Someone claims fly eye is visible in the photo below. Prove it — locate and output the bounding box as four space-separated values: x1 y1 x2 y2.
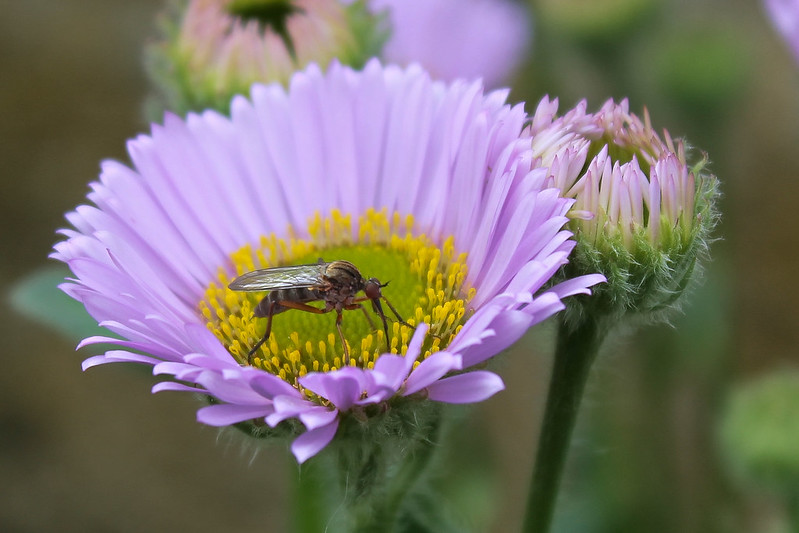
364 279 382 299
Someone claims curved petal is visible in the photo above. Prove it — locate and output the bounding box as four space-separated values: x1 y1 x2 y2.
266 395 318 426
403 351 461 396
81 350 162 370
152 381 207 394
546 274 606 299
298 407 339 431
195 372 271 405
369 323 429 396
457 308 536 368
291 417 340 464
249 371 305 399
299 369 366 411
426 371 505 404
197 403 273 426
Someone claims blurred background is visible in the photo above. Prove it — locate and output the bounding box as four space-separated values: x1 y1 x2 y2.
1 0 797 531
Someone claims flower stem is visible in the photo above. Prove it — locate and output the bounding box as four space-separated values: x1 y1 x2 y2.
350 417 442 533
523 316 606 533
789 491 799 533
292 456 332 533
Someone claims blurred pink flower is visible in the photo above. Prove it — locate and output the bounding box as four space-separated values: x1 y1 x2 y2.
764 0 799 62
373 0 532 86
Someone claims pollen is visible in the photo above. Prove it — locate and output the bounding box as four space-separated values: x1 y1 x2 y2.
200 209 473 388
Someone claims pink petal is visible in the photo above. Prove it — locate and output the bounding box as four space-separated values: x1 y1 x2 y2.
426 371 505 404
300 370 365 411
457 308 535 368
403 351 461 396
152 381 207 394
197 403 273 426
547 274 606 299
291 417 340 463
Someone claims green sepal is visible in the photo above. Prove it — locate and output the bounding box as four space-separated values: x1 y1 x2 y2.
229 392 448 532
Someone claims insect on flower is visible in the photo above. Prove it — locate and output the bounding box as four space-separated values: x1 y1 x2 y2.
228 259 414 364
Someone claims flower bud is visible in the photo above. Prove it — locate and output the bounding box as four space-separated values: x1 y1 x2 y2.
529 98 720 325
145 0 386 115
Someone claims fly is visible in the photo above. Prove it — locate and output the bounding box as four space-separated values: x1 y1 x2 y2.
228 259 414 364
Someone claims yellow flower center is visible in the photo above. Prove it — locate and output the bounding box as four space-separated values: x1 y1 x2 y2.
200 209 475 387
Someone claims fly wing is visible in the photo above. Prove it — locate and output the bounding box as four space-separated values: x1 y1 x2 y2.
228 263 326 292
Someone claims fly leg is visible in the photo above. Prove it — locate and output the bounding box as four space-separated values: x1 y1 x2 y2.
375 302 391 354
334 309 350 365
345 303 378 336
248 300 330 364
275 301 351 365
248 301 276 363
344 302 385 355
381 296 416 331
351 296 411 354
380 296 444 345
356 304 378 331
354 297 393 354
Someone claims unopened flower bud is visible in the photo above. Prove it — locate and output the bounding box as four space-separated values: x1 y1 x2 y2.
529 98 720 326
146 0 385 115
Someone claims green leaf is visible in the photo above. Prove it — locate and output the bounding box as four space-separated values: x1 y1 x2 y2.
8 265 111 343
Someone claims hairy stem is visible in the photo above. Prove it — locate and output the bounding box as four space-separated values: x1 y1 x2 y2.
523 316 606 533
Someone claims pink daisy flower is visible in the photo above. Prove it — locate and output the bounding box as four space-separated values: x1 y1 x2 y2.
53 61 603 463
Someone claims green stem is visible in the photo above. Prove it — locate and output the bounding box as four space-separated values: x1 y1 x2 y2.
789 491 799 533
523 316 606 533
351 417 442 533
292 455 332 533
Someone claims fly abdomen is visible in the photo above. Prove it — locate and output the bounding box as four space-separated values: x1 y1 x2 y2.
254 287 322 317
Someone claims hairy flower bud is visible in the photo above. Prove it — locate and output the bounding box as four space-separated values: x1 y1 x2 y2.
145 0 386 115
529 98 720 326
